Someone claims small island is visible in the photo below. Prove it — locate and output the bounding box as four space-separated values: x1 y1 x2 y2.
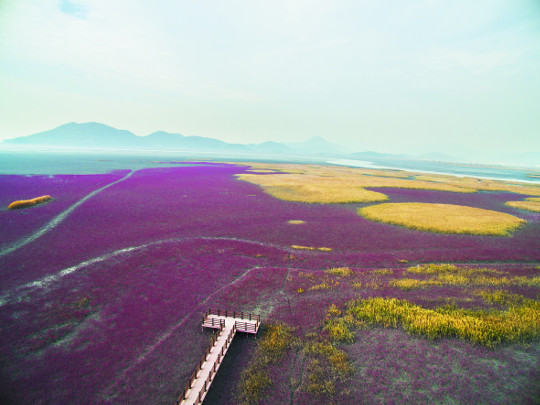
8 195 52 210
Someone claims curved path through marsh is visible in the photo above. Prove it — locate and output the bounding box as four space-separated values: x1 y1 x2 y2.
0 170 136 257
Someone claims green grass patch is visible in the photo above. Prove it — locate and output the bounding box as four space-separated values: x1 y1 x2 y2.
346 297 540 348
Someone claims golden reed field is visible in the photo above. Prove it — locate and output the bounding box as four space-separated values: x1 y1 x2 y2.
359 202 525 236
237 163 540 199
235 163 537 236
506 197 540 212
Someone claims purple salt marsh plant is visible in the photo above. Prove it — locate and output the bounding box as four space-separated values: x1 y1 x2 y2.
0 238 287 404
0 172 127 248
1 163 538 404
344 327 539 404
2 164 539 292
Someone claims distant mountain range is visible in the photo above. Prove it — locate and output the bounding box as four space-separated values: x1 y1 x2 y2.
2 122 539 168
2 122 346 156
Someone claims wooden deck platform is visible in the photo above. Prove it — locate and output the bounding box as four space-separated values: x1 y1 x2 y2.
176 309 261 405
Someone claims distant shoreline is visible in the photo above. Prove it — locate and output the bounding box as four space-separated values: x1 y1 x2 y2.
327 158 540 185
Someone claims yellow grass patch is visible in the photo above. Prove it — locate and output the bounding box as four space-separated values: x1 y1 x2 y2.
390 264 540 290
324 267 353 277
232 163 540 202
8 195 52 210
291 245 332 251
505 198 540 213
391 275 540 290
310 279 340 291
237 173 388 203
476 290 528 307
359 203 525 236
407 263 503 275
348 297 540 347
291 245 315 250
287 220 306 225
245 169 279 173
372 268 394 275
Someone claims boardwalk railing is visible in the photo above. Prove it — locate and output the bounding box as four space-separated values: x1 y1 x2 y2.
202 316 225 330
235 320 258 333
176 309 262 404
176 323 236 405
206 308 261 323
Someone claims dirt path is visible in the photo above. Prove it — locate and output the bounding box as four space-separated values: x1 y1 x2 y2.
0 170 136 257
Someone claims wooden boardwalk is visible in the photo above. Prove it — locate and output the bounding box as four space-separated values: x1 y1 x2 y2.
176 309 261 405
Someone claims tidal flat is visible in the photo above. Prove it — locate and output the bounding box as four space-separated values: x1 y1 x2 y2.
0 162 538 404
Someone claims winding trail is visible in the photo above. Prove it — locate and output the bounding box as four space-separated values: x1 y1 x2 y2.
0 236 288 306
0 236 293 306
2 231 537 307
0 170 136 257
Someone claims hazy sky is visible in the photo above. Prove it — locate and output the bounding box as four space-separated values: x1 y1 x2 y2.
1 0 539 155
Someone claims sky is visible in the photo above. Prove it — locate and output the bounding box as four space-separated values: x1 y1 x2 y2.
1 0 539 156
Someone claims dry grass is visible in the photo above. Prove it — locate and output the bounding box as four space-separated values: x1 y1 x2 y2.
8 195 52 210
291 245 332 251
390 264 540 290
505 198 540 213
348 297 540 347
233 163 540 205
358 203 526 236
237 173 388 203
287 220 306 225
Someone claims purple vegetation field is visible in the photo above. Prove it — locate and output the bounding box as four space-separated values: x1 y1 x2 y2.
0 172 127 248
0 163 539 404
